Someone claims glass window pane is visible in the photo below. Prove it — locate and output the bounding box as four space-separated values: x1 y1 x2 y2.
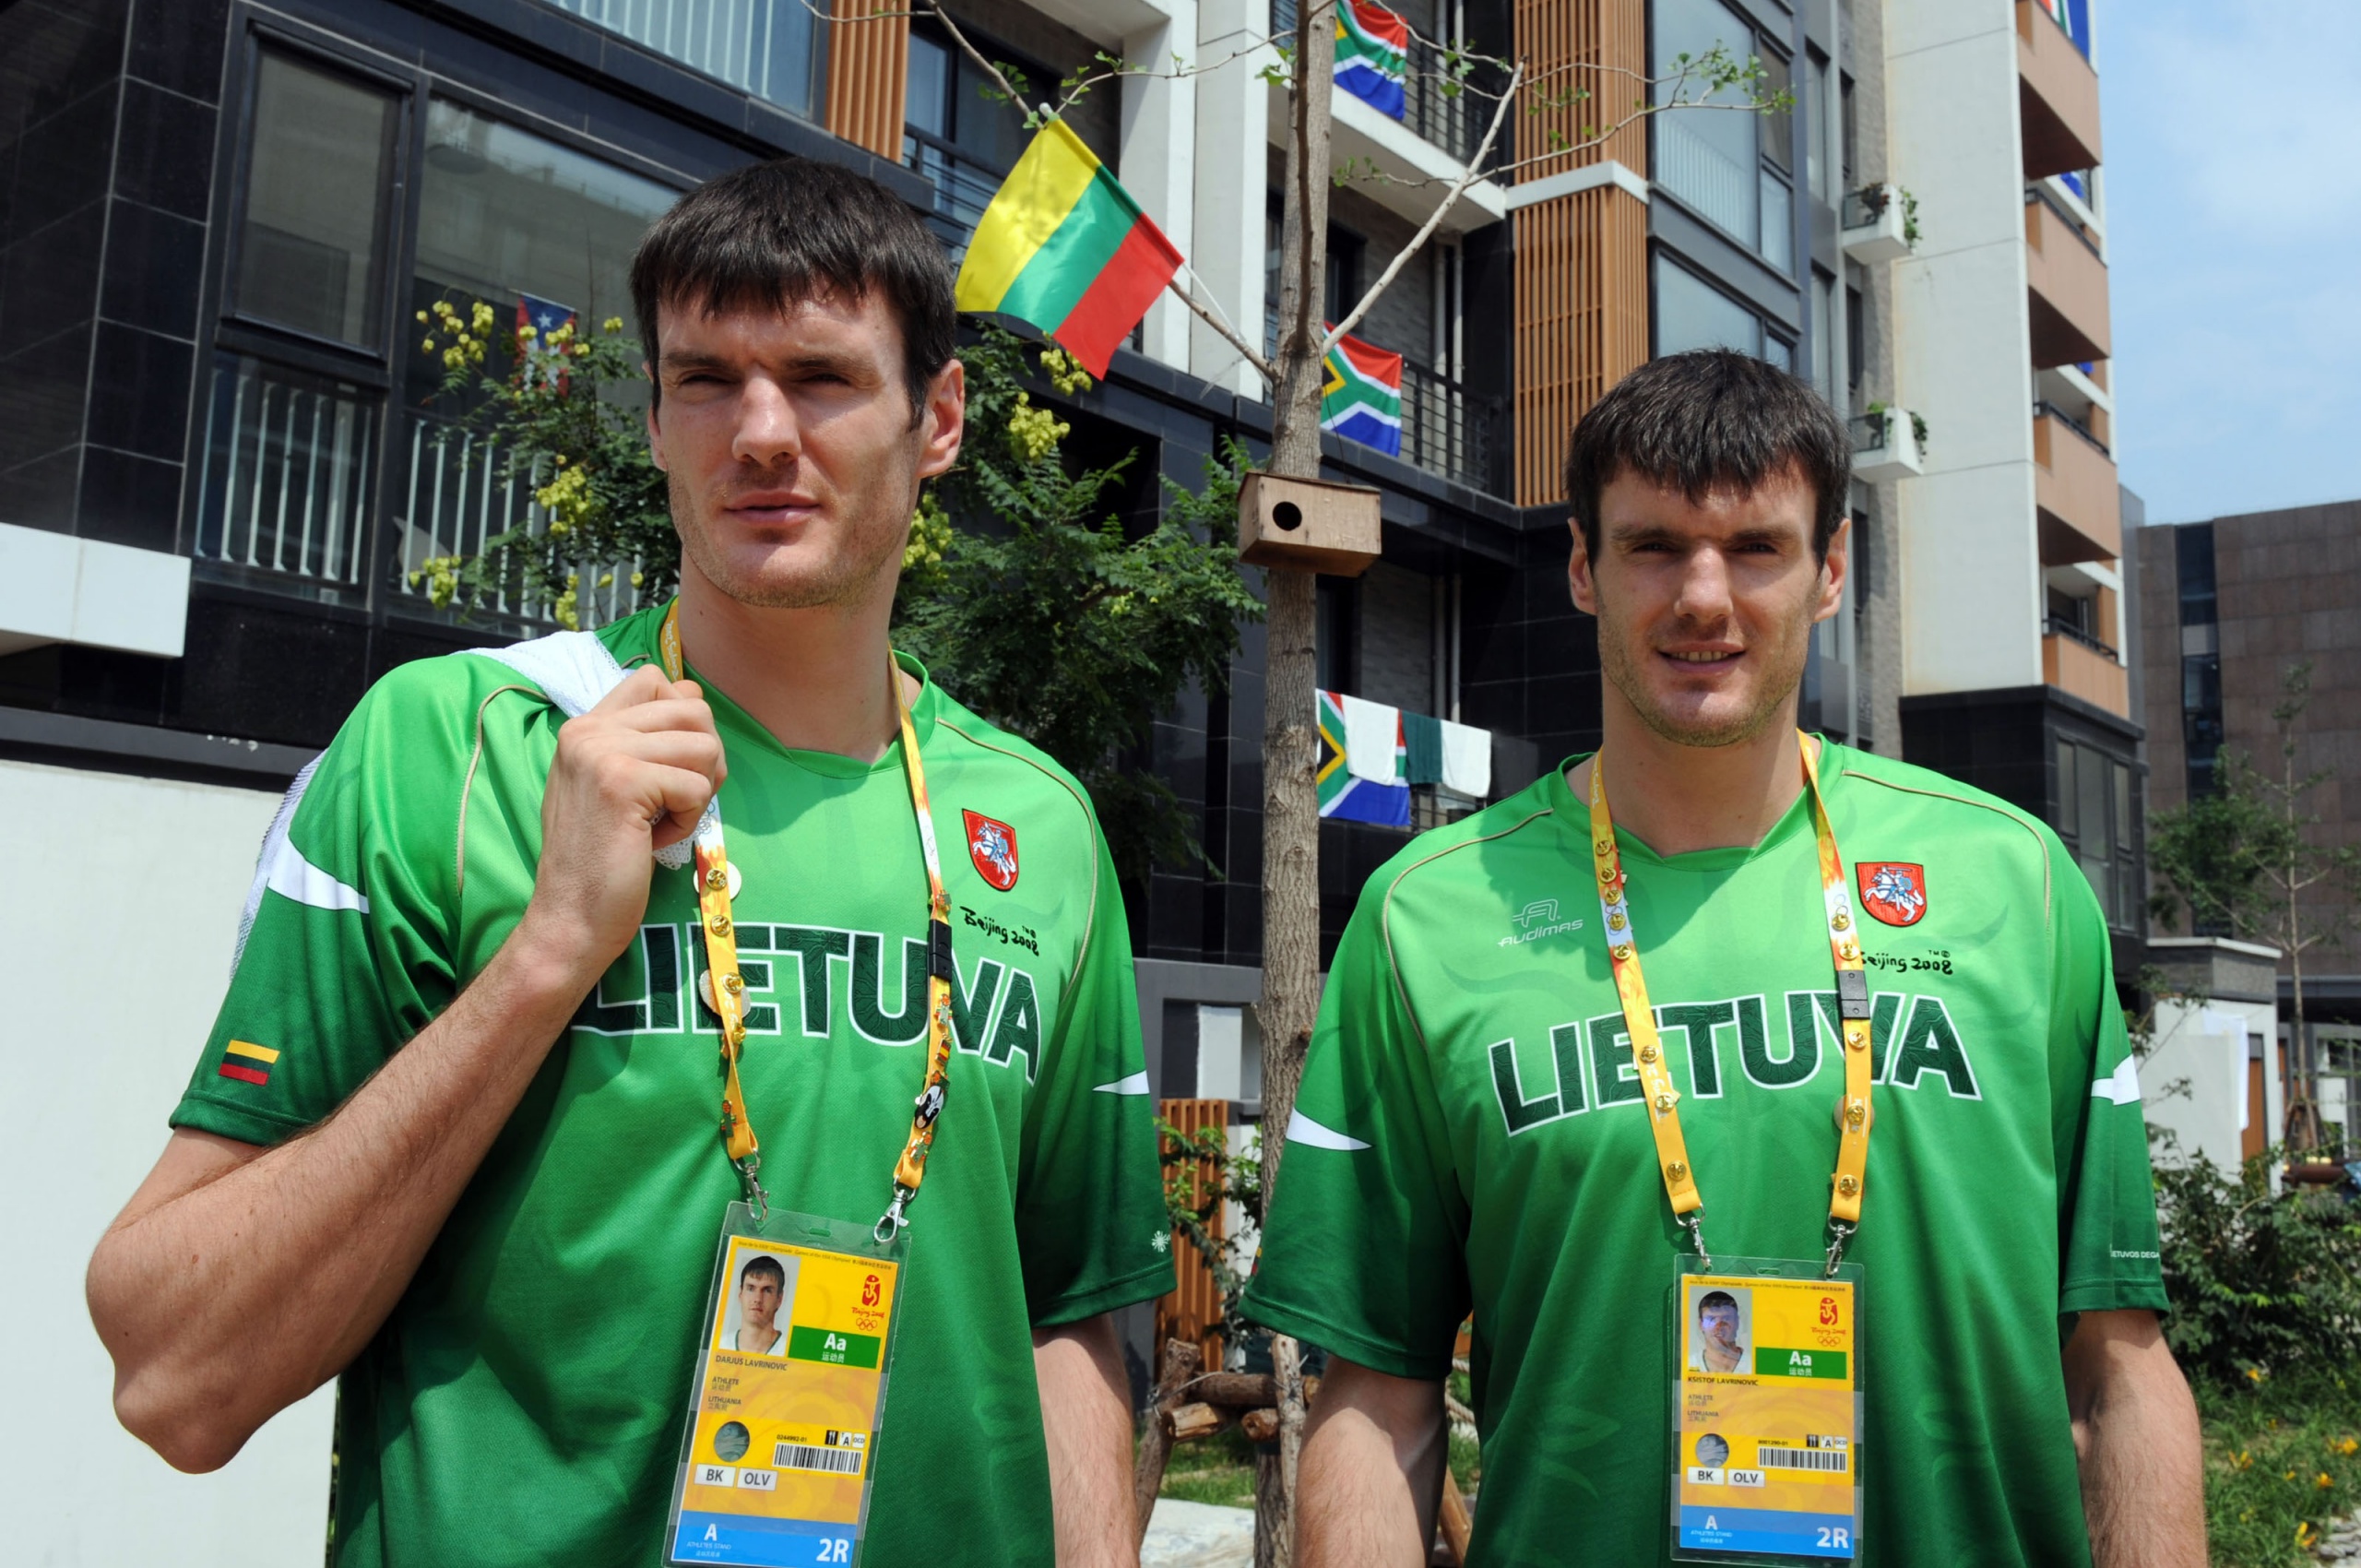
2078 742 2111 859
1810 270 1835 400
2079 847 2116 924
1760 171 1793 271
2113 761 2134 852
906 34 949 137
1654 255 1759 358
1762 335 1792 373
2056 739 2080 842
235 53 397 348
541 0 823 120
1759 50 1792 173
1652 0 1758 243
1806 54 1830 202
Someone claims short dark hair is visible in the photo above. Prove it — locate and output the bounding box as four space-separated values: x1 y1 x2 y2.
1699 1289 1738 1316
629 159 955 419
1564 350 1853 561
740 1254 786 1289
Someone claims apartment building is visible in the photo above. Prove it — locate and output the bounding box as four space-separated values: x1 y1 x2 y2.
2139 500 2361 1147
1875 0 2146 979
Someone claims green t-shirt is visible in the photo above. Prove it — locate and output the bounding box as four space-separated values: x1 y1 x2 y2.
1242 743 2165 1568
172 606 1174 1568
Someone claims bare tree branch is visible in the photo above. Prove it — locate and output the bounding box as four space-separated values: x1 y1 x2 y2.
1320 57 1523 360
1165 265 1275 384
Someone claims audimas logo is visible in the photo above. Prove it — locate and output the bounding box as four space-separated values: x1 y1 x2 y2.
1500 898 1584 946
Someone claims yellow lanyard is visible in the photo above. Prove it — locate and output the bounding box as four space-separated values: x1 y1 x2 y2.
1587 732 1875 1274
658 600 957 1240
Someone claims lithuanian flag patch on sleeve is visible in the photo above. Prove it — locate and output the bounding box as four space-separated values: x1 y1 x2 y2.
217 1039 280 1086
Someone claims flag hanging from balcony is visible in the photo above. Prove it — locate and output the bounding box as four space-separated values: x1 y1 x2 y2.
517 293 576 391
954 118 1182 377
1320 329 1404 457
1318 691 1411 826
1335 1 1408 120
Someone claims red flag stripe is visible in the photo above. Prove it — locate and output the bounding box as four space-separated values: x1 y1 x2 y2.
217 1062 270 1086
1051 219 1182 378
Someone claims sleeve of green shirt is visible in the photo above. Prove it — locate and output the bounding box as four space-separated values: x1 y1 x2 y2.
1240 874 1471 1381
2048 835 2170 1316
1014 820 1177 1326
170 663 469 1146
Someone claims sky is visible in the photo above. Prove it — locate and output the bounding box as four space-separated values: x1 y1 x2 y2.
2104 0 2361 526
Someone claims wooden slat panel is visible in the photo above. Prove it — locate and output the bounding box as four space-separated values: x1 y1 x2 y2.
1513 0 1645 183
1513 184 1647 507
1156 1099 1232 1372
825 0 908 160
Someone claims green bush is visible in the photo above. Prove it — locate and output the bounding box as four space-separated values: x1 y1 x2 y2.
2156 1146 2361 1389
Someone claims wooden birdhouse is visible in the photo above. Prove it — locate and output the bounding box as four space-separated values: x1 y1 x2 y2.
1237 472 1382 577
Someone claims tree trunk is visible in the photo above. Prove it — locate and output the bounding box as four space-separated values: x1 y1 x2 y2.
1133 1337 1202 1550
1253 6 1336 1563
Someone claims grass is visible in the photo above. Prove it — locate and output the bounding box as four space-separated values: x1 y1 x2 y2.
1157 1425 1259 1509
2201 1371 2361 1565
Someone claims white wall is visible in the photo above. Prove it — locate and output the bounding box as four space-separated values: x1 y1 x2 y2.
0 758 337 1565
1885 0 2045 695
2146 995 2281 1176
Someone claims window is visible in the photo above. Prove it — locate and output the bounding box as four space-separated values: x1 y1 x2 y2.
1845 279 1865 410
1653 255 1763 359
542 0 825 120
1809 269 1836 400
1805 53 1830 204
232 52 400 350
2056 737 2138 930
1652 0 1794 271
397 101 678 618
905 30 1042 251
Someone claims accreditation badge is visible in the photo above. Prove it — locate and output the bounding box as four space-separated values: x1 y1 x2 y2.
1669 1257 1864 1563
665 1205 908 1567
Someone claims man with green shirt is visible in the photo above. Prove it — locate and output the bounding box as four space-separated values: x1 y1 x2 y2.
89 159 1171 1567
1242 351 2203 1566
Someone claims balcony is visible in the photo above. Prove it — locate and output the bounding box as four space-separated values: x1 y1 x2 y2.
193 356 376 595
1400 361 1500 493
2043 619 2129 717
2033 400 2119 564
544 0 825 121
2015 0 2101 180
2024 185 2108 367
904 127 1003 259
1850 408 1923 482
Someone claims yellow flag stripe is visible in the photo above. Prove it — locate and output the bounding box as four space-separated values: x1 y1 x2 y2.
225 1039 280 1063
954 119 1103 314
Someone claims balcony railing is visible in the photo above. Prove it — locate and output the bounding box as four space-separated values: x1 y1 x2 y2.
1655 116 1754 244
1401 361 1498 493
2024 184 2103 260
905 127 1004 259
392 411 647 629
543 0 824 119
2033 398 2109 457
1272 0 1482 163
2044 613 2116 660
194 355 376 591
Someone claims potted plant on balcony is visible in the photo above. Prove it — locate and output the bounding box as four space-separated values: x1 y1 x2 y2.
1842 183 1918 263
1853 400 1928 481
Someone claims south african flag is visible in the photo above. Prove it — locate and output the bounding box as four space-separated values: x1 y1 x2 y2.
1321 330 1404 457
1335 0 1408 120
1317 691 1410 826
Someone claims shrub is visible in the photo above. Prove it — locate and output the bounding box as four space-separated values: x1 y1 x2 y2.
2156 1145 2361 1389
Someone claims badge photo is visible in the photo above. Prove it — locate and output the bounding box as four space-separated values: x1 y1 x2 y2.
963 810 1019 891
1855 861 1928 927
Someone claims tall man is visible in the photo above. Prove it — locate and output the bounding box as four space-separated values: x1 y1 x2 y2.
1242 352 2203 1566
89 160 1172 1567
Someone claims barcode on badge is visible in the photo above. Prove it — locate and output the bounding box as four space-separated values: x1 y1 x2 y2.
1757 1444 1849 1473
775 1443 864 1475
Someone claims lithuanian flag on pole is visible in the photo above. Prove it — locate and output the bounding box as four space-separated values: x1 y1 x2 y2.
954 119 1183 377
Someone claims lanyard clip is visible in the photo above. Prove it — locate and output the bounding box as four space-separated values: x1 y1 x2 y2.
1823 1218 1856 1277
736 1154 768 1226
1681 1212 1713 1271
874 1182 916 1245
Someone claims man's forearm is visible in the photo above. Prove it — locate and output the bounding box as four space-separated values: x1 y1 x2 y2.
89 924 593 1471
1298 1359 1444 1568
1034 1314 1137 1566
2066 1310 2205 1568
